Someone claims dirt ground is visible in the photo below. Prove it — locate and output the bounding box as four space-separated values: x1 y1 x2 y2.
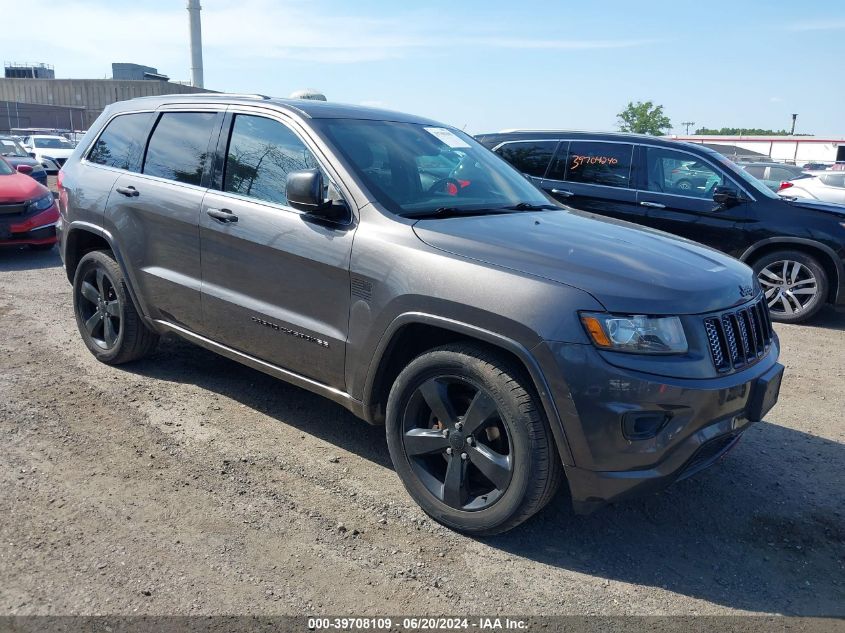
0 246 843 617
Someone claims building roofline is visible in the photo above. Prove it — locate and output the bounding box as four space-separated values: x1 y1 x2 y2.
672 135 845 143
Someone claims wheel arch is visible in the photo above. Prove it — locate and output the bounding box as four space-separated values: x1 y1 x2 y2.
741 237 842 304
63 222 152 323
362 313 574 466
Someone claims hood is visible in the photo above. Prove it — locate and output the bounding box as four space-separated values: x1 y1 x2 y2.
0 172 49 204
783 197 845 218
413 209 757 315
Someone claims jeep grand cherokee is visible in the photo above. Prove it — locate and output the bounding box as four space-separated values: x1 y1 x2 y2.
57 95 783 534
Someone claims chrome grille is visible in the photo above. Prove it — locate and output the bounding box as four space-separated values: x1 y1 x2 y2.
704 297 773 373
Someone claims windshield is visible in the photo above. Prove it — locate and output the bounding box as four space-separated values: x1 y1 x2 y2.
33 137 74 149
0 139 28 157
316 119 552 216
0 158 14 176
701 148 780 199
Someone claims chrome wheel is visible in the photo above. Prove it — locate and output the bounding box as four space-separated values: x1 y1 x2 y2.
758 259 818 316
77 266 122 350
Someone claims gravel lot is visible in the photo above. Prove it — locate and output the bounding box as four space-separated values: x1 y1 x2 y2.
1 246 843 617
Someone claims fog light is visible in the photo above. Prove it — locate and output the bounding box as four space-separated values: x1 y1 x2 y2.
622 411 670 440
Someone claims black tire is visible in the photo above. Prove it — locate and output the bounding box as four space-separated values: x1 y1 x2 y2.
752 250 828 324
385 343 563 535
72 250 159 364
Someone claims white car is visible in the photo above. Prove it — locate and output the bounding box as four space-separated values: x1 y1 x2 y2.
778 171 845 205
21 135 76 173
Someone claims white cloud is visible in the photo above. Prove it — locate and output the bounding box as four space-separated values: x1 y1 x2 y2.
770 96 783 103
785 19 845 31
2 0 656 75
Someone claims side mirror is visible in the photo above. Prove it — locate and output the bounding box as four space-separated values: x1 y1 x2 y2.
286 168 347 222
16 164 33 175
713 185 742 207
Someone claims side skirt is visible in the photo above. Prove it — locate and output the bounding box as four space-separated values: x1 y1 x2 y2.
153 320 368 421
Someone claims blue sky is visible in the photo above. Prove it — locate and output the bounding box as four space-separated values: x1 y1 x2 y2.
6 0 844 135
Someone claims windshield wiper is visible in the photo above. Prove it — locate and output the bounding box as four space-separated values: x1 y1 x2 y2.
403 207 518 219
505 202 560 211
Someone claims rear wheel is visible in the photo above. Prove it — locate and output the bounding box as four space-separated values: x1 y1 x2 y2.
386 343 563 535
72 250 159 364
752 250 828 323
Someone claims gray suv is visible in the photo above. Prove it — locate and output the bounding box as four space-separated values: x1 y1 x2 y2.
57 94 784 534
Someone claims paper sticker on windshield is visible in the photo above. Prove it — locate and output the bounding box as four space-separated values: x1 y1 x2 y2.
424 127 471 148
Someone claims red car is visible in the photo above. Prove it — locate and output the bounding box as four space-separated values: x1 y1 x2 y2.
0 156 58 249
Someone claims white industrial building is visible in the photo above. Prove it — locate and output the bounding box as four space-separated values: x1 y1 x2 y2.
671 135 845 166
670 135 845 165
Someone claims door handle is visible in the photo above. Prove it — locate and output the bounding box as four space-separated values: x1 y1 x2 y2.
206 207 238 223
115 186 139 197
551 189 574 198
639 201 666 209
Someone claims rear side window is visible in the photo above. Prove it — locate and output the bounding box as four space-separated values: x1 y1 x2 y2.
223 114 321 206
494 141 556 178
143 112 217 186
821 173 845 188
87 112 152 172
743 165 766 179
768 167 800 182
555 141 633 188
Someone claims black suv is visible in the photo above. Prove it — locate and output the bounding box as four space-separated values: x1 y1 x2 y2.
477 130 845 323
58 96 783 534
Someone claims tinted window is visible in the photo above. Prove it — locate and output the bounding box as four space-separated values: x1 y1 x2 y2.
743 165 766 179
820 173 845 188
87 112 152 171
0 157 14 176
768 167 800 182
558 141 633 188
644 147 723 198
143 112 217 186
223 114 320 206
494 141 556 177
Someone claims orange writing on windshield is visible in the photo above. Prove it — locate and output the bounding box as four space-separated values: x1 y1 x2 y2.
571 155 619 169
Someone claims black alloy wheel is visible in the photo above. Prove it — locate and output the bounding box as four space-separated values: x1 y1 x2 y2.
77 266 122 350
72 250 159 364
401 375 513 511
386 343 563 535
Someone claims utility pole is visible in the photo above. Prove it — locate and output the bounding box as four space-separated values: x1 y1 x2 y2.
681 121 695 135
790 113 798 135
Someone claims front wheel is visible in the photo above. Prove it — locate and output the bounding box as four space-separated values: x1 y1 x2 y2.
385 343 563 535
753 250 828 323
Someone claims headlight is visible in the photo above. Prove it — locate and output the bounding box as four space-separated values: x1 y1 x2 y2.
580 313 688 354
28 193 55 213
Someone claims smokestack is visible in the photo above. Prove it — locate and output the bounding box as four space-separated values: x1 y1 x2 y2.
187 0 204 88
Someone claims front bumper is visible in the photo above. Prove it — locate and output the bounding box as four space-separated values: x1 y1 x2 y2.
534 338 782 513
0 206 60 247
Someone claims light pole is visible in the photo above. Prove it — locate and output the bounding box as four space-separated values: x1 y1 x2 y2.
790 114 798 135
681 121 695 135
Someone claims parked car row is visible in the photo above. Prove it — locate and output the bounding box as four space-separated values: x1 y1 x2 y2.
0 155 59 249
20 134 76 173
477 130 845 323
0 136 48 185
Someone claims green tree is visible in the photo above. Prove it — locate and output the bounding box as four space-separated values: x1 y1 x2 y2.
694 127 811 136
617 101 672 136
